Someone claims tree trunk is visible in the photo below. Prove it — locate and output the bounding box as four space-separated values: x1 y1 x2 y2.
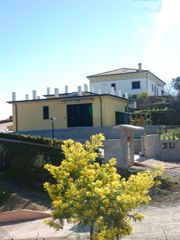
90 224 94 240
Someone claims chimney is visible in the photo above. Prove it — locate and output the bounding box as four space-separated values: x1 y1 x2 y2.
125 92 128 99
138 63 142 70
91 86 94 93
84 84 88 92
32 90 37 100
118 90 122 97
47 87 50 95
25 94 29 100
65 85 68 94
111 87 114 95
12 92 16 101
78 86 82 96
54 88 59 98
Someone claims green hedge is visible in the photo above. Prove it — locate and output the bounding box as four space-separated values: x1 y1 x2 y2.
0 140 64 191
0 132 63 147
0 119 13 124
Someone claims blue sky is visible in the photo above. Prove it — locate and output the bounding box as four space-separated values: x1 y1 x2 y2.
0 0 180 120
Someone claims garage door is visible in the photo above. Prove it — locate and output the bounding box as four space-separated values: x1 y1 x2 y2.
67 103 93 127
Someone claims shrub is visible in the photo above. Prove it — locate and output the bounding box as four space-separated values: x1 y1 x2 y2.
44 134 164 240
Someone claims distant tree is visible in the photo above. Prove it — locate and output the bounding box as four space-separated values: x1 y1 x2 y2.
164 82 177 96
138 91 149 100
171 77 180 94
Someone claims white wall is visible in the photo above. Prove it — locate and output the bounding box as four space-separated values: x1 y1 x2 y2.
148 79 164 96
90 77 147 96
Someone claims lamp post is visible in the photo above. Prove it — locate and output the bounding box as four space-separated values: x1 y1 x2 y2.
50 117 56 145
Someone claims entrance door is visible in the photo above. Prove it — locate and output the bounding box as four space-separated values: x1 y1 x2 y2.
67 103 93 127
116 112 130 125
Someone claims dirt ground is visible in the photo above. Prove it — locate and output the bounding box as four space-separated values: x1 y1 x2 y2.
0 178 51 213
1 164 180 213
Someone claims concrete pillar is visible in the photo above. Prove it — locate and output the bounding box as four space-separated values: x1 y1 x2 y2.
118 90 122 97
54 88 59 98
47 87 50 95
25 94 29 100
32 90 37 100
125 92 128 99
12 92 16 101
111 87 114 95
84 84 88 92
78 86 82 96
91 87 94 92
65 86 68 94
120 128 134 167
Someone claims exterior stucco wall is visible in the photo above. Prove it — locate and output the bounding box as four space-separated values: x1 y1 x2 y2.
89 72 165 97
101 97 128 126
12 96 128 132
90 77 147 96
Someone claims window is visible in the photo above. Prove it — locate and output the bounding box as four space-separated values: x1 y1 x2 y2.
132 81 140 89
152 84 154 91
154 85 156 95
43 106 49 119
169 142 175 148
111 83 116 91
162 143 167 149
157 88 158 95
161 90 164 95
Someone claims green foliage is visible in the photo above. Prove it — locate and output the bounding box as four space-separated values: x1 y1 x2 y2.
0 132 63 147
172 77 180 92
32 153 51 185
0 118 13 124
0 190 9 205
33 153 47 168
138 91 149 100
158 127 180 140
44 134 164 240
0 141 64 191
130 114 152 126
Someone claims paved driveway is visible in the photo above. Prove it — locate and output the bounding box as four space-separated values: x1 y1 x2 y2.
0 122 13 133
1 205 180 240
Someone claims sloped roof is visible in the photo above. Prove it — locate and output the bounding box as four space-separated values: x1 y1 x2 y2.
87 68 144 77
87 67 166 85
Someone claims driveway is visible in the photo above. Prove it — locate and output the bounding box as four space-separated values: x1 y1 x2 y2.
0 122 13 133
0 204 180 240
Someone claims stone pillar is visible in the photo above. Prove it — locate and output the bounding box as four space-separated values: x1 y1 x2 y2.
119 128 134 167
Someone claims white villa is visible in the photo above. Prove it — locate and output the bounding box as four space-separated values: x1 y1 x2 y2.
87 63 166 98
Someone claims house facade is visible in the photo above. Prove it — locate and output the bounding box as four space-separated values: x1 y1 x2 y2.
87 63 166 98
7 88 130 132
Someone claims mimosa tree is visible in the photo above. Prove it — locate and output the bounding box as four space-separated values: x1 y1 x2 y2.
44 134 164 240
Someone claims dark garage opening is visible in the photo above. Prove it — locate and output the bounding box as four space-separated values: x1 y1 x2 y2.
67 103 93 127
